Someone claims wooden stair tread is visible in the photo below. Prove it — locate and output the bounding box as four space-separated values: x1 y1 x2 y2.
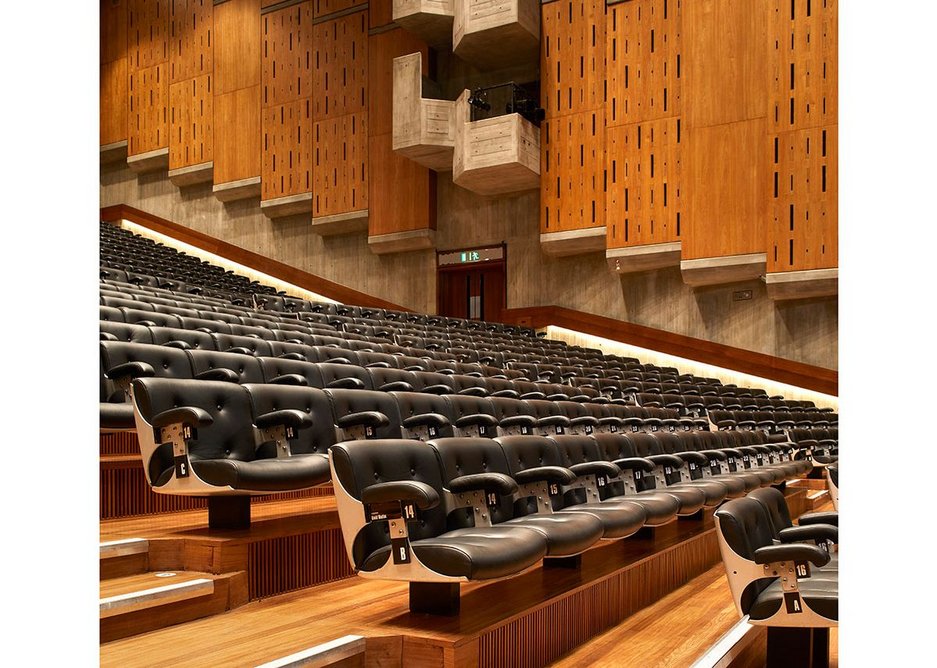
100 572 218 618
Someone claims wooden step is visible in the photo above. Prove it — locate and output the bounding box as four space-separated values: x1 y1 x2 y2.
255 635 365 668
805 489 831 511
100 538 149 579
100 570 248 643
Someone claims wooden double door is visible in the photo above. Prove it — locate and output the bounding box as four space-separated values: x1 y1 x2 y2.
437 260 506 323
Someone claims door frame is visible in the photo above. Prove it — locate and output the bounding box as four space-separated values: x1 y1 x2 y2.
435 242 508 321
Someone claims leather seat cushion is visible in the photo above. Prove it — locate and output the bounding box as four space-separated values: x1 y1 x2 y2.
672 479 728 506
100 403 134 431
726 471 763 492
609 491 681 526
704 474 747 497
748 469 779 485
191 453 331 491
749 578 838 622
362 525 547 579
649 487 706 515
503 512 604 557
559 501 647 539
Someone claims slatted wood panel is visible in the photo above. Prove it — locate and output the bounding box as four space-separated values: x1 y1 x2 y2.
262 99 313 200
214 0 261 95
313 112 368 216
248 530 355 599
214 85 262 184
128 62 170 155
541 110 605 233
368 29 428 137
766 0 838 272
169 0 212 83
768 125 837 271
129 0 170 72
312 11 368 121
313 0 360 17
477 530 718 668
262 2 314 108
368 132 435 236
100 432 141 456
541 0 606 120
606 118 682 248
169 73 213 169
101 58 129 145
101 0 128 64
606 0 682 127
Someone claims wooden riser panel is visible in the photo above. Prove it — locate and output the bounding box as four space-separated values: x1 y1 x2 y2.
169 73 213 169
129 0 170 72
606 0 683 127
128 63 170 155
541 109 606 233
262 2 314 108
101 432 140 456
248 529 355 599
768 125 837 271
541 0 607 119
314 112 369 216
606 118 682 249
313 10 368 121
262 99 314 200
169 0 213 84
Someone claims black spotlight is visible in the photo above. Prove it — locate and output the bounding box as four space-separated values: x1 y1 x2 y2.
468 89 491 112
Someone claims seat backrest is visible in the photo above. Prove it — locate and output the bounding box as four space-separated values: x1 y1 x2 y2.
186 349 265 384
495 434 566 514
210 333 274 357
315 362 373 390
367 367 420 392
391 391 455 439
148 326 218 350
100 321 154 344
325 388 403 440
242 384 337 456
120 307 183 328
714 497 780 614
100 341 194 401
257 357 324 387
747 487 793 537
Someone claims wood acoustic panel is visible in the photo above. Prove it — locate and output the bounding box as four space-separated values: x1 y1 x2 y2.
768 125 837 272
169 73 213 170
128 62 169 155
248 530 355 599
541 0 606 120
128 0 170 72
606 118 682 249
313 0 361 17
213 85 262 184
313 112 368 216
683 0 767 128
262 1 314 108
541 109 605 233
312 10 368 121
262 99 313 200
368 28 428 137
169 0 213 84
768 0 837 134
606 0 682 128
213 0 261 95
101 0 128 64
101 58 129 146
368 132 434 236
370 0 394 28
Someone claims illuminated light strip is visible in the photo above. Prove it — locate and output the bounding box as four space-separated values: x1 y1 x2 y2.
545 325 839 409
118 220 340 305
254 635 365 668
689 616 757 668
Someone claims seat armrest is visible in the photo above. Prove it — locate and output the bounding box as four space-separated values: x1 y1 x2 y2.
105 361 156 383
326 377 365 390
646 454 685 469
361 480 439 510
448 472 517 496
501 415 537 429
365 362 392 369
457 386 489 397
227 347 255 356
194 368 240 383
490 389 520 399
255 409 313 431
753 543 830 567
378 381 413 392
513 466 577 485
100 332 118 342
612 457 657 473
779 524 838 544
269 374 308 386
569 461 621 478
325 357 352 365
598 417 623 428
675 451 709 466
453 414 499 430
336 411 390 430
402 413 450 430
537 415 571 428
519 391 546 400
277 352 306 361
420 384 453 395
798 511 838 527
163 340 191 350
150 406 214 430
570 416 600 428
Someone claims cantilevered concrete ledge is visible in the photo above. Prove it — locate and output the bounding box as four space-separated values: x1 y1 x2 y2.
311 209 369 236
260 192 313 219
100 140 128 165
681 252 766 287
169 161 214 187
393 0 454 48
765 268 838 301
540 226 607 257
607 242 682 274
213 176 262 203
368 228 436 254
127 147 169 174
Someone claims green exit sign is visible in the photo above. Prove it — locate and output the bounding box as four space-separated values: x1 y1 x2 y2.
460 251 481 263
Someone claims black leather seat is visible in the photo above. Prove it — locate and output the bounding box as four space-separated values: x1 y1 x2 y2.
747 487 838 571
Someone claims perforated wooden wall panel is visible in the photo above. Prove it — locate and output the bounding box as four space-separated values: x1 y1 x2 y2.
128 62 169 155
101 0 128 64
169 0 213 83
128 0 170 72
169 73 213 169
606 0 682 128
262 99 313 200
262 2 314 108
313 112 368 216
214 0 261 95
541 0 607 119
541 109 606 233
766 0 837 272
606 119 682 248
214 85 262 184
312 11 368 120
102 57 129 146
313 0 360 17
